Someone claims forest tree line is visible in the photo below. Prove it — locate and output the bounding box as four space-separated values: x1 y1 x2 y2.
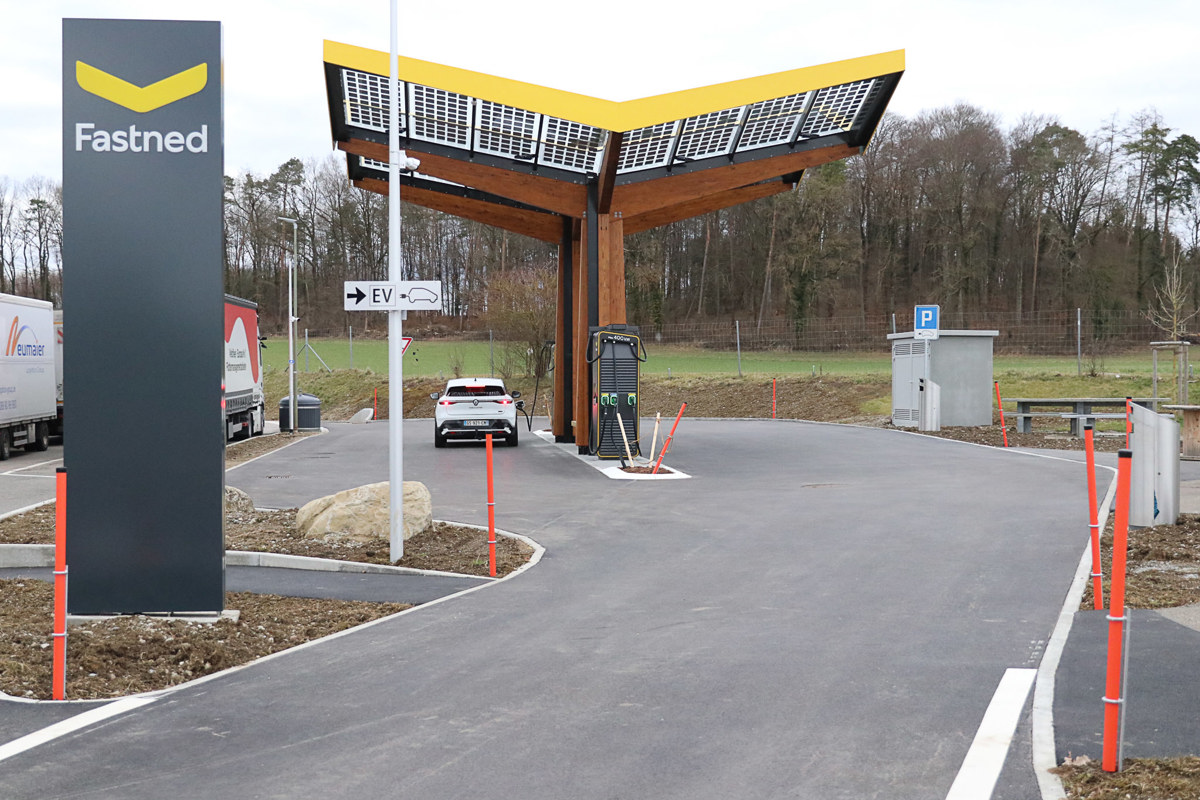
2 104 1198 342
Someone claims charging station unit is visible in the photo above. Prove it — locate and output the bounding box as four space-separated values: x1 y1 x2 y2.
589 325 646 458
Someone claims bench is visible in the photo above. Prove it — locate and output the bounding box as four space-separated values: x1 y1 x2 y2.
1163 405 1200 458
1005 397 1164 437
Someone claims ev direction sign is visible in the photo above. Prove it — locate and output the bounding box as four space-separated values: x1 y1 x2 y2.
63 19 224 614
914 304 940 340
344 280 443 312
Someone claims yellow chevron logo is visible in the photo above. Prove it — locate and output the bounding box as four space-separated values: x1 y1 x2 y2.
76 61 207 113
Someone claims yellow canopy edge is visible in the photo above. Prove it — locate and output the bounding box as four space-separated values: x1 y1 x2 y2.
324 40 904 133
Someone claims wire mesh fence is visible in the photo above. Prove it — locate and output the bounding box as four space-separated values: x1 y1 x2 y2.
641 309 1163 355
294 309 1166 356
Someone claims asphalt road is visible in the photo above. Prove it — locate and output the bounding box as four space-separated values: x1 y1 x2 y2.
0 420 1094 799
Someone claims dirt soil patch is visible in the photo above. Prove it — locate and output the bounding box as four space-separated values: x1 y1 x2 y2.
1080 515 1200 611
1054 755 1200 799
0 586 410 701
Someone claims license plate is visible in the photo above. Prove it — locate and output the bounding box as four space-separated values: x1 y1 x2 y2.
462 420 489 427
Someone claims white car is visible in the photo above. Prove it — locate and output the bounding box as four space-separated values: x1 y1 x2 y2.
431 377 523 447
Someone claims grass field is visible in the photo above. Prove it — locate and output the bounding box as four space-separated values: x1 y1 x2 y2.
266 335 1186 387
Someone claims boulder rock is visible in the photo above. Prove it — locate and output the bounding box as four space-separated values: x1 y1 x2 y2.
296 481 432 543
225 486 256 516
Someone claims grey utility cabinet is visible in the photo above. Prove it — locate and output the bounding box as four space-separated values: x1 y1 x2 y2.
889 330 999 427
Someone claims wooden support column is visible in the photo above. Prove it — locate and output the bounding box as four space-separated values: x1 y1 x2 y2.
597 213 626 326
553 217 573 441
572 221 590 450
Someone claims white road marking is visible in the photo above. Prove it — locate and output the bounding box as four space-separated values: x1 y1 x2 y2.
0 697 156 763
945 668 1037 800
2 456 63 476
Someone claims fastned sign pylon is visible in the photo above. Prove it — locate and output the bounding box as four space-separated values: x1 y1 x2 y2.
62 19 225 614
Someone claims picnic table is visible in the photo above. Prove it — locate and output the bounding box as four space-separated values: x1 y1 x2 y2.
1005 397 1164 437
1162 404 1200 458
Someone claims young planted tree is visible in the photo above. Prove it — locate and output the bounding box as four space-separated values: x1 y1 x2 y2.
481 263 557 382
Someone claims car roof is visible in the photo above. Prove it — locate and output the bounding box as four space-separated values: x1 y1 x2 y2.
445 377 506 389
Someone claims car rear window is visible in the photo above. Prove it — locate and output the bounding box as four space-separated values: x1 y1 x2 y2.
446 386 505 398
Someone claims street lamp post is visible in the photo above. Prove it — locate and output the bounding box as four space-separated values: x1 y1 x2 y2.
388 0 405 562
278 217 298 433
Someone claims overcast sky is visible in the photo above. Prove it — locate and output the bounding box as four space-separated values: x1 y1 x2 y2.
4 0 1198 184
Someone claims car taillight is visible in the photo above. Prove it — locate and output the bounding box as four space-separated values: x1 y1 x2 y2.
497 398 512 405
438 399 453 406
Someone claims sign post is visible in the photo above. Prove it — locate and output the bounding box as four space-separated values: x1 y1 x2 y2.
387 0 405 564
344 277 440 553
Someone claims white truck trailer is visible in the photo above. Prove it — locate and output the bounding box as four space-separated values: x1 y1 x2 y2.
0 293 57 458
224 295 266 440
53 308 62 437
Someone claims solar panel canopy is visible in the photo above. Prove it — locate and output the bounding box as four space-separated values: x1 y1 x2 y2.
323 41 904 228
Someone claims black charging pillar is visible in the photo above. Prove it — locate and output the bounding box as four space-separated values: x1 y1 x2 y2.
589 325 644 459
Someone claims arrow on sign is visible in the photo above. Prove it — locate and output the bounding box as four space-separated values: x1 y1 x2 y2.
346 286 366 304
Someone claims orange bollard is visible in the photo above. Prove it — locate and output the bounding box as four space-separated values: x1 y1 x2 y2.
1084 424 1103 610
53 468 67 701
374 387 378 421
995 381 1009 448
653 403 687 475
1102 449 1133 772
486 433 496 577
772 379 777 419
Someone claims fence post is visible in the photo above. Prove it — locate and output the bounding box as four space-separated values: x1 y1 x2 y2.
349 326 354 369
735 321 742 378
1080 309 1089 381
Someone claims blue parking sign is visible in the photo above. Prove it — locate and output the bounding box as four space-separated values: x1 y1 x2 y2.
914 305 940 339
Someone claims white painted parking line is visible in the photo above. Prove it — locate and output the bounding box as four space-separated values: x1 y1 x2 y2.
0 696 156 763
2 457 63 476
945 668 1036 800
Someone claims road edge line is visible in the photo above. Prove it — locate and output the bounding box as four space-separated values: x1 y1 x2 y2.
0 696 156 763
945 667 1037 800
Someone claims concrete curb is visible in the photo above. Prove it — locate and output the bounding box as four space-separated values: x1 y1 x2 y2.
0 519 534 583
0 544 51 568
224 550 492 581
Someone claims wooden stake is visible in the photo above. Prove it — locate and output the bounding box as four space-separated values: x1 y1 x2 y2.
615 411 634 462
649 412 661 461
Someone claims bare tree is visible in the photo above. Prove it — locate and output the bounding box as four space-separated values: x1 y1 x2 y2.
1146 248 1197 340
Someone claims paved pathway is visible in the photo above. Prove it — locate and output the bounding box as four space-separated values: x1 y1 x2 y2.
1 421 1094 798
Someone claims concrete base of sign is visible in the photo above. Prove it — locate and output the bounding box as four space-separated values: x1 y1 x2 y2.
67 609 241 626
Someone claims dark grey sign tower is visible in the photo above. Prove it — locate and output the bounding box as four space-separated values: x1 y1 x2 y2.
62 19 224 613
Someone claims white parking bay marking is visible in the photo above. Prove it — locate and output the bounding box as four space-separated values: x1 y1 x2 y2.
3 457 63 476
0 696 156 763
944 668 1036 800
